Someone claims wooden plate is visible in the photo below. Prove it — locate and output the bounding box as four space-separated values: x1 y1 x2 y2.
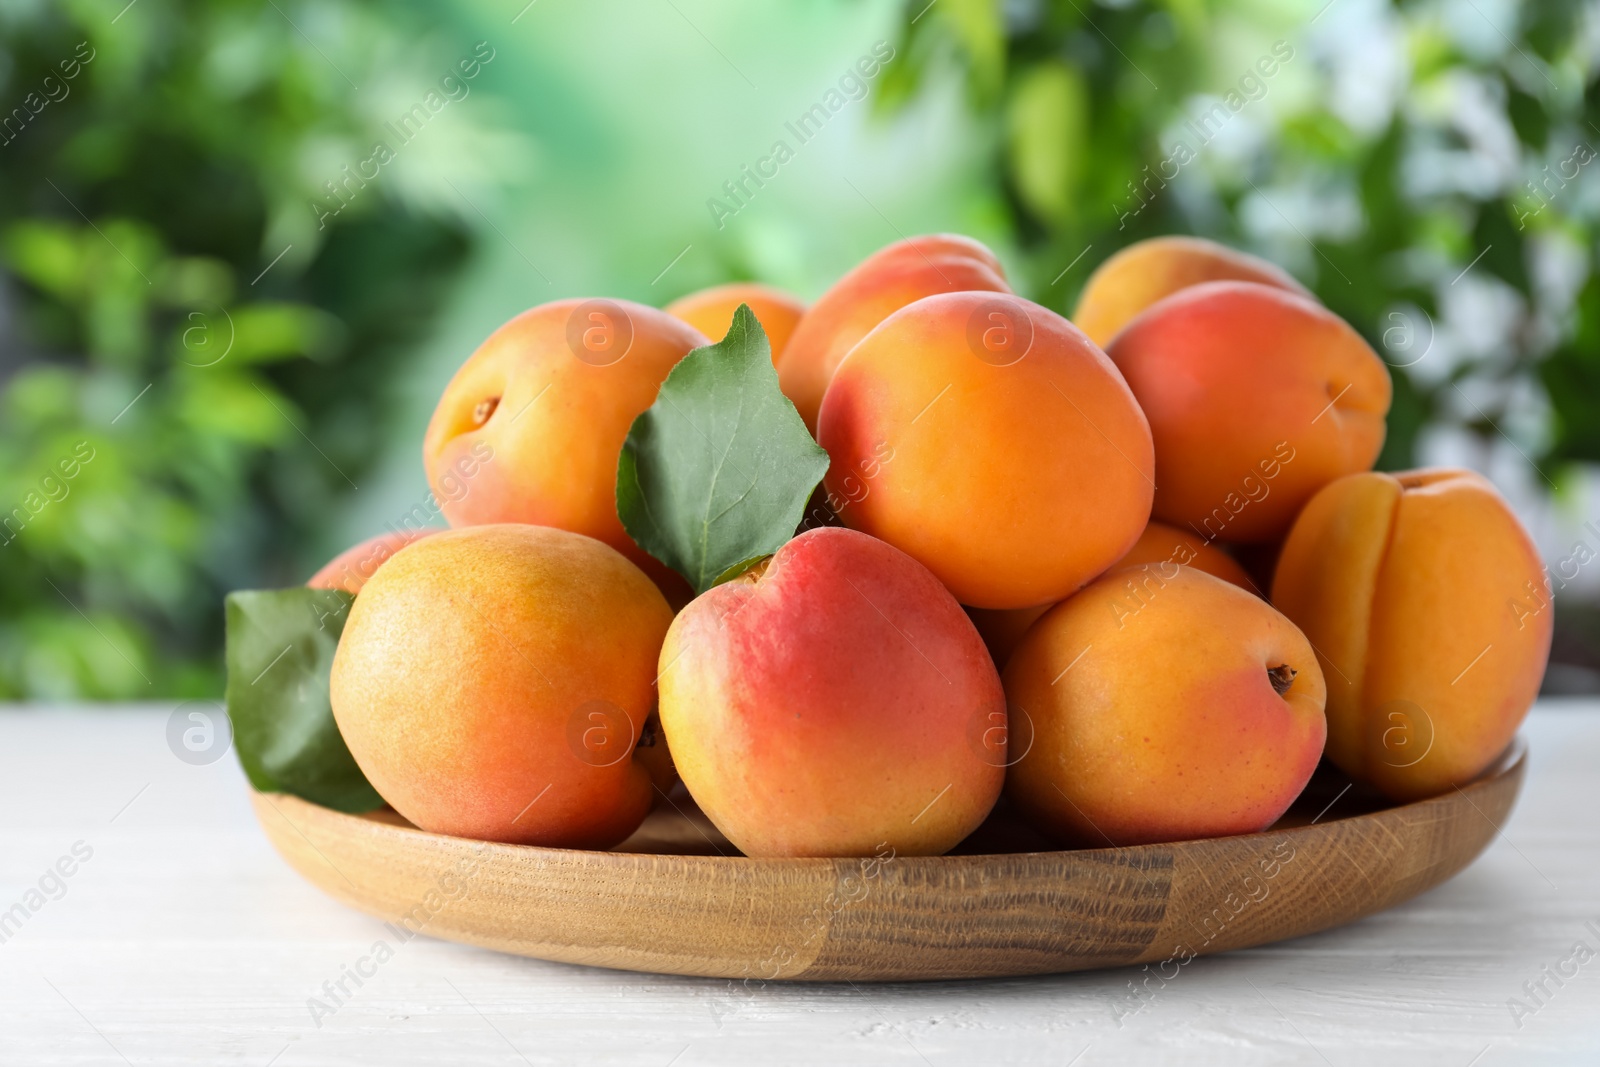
251 740 1525 982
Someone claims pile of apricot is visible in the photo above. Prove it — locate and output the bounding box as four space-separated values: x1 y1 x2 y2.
312 234 1551 857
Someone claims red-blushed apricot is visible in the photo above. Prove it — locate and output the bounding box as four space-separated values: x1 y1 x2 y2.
422 299 708 597
664 282 806 360
1108 281 1391 544
329 524 674 848
778 234 1010 430
307 530 437 594
657 528 1004 858
1006 565 1327 847
818 291 1154 609
1073 235 1312 348
1272 468 1551 801
967 521 1260 671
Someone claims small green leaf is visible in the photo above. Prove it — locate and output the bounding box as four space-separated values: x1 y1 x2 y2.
225 588 383 813
617 305 829 595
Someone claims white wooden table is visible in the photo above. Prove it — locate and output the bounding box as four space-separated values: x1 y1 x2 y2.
1 702 1596 1065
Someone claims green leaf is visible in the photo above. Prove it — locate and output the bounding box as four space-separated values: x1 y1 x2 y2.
617 304 829 595
224 588 383 813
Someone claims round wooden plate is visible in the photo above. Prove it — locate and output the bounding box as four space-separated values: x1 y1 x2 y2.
251 740 1525 982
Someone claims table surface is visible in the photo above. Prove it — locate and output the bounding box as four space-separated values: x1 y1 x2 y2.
0 702 1596 1066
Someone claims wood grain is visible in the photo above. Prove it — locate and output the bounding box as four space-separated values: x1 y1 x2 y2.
249 741 1525 982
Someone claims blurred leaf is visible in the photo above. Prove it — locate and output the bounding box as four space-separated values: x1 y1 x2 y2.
1540 272 1600 464
3 221 84 300
1504 83 1550 147
1279 111 1360 163
1472 207 1530 296
225 587 382 813
157 256 234 308
940 0 1006 104
1006 62 1087 225
193 302 344 365
1 367 82 428
174 371 294 446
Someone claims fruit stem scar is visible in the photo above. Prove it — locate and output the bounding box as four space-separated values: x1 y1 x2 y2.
1268 664 1296 696
1310 382 1352 423
472 396 500 426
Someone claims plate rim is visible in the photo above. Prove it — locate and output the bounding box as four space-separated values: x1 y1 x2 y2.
248 738 1527 981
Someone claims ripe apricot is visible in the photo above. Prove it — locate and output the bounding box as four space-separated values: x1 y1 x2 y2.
664 282 805 359
1112 519 1256 591
307 530 436 594
329 524 674 848
1073 235 1311 348
778 234 1010 430
1271 469 1551 801
966 520 1257 668
1108 281 1391 544
1006 566 1327 847
818 291 1153 609
658 528 1004 857
422 299 708 595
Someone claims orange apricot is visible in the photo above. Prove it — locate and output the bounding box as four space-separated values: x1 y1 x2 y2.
966 520 1257 669
818 291 1153 609
664 282 805 359
1271 468 1552 801
1073 235 1311 348
1112 520 1256 592
1108 281 1391 544
778 234 1010 430
329 524 674 848
422 298 707 595
1006 565 1326 847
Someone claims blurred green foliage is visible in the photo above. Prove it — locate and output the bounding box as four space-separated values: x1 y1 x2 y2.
885 0 1600 476
0 0 494 698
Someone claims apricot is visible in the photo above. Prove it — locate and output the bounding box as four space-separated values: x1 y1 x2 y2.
1006 565 1327 847
664 282 805 360
1271 469 1551 801
967 519 1257 668
329 524 674 848
818 291 1154 609
1112 519 1256 592
422 299 708 594
1108 281 1391 544
306 530 436 594
1073 235 1311 349
778 234 1010 430
657 527 1004 858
